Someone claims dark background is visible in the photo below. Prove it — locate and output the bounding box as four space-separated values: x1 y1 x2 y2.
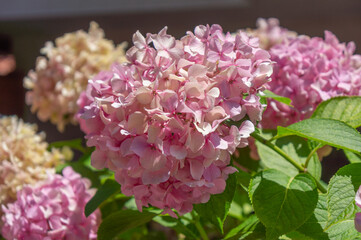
1 0 360 180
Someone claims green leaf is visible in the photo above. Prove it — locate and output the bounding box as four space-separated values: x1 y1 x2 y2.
334 162 361 192
229 185 253 220
194 173 237 234
237 170 252 190
56 150 112 188
224 214 266 240
312 96 361 128
48 138 87 153
153 215 199 239
232 147 261 173
277 118 361 153
262 90 293 107
249 169 318 240
100 195 132 219
97 209 157 240
344 150 361 163
85 179 120 217
256 134 321 180
326 175 356 227
324 171 361 240
286 194 329 240
291 163 361 240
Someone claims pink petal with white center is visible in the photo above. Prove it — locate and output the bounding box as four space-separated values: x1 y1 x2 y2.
170 145 188 160
209 133 228 150
152 28 175 50
193 121 213 136
254 62 273 79
194 25 209 39
239 120 255 138
207 87 220 98
133 31 148 49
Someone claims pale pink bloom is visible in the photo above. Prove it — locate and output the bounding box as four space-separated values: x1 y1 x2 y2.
1 167 100 240
24 22 127 132
262 31 361 129
78 25 272 216
245 18 297 50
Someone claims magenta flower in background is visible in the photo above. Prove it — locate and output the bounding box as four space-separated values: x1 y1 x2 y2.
1 167 100 240
78 24 272 216
355 186 361 232
262 30 361 129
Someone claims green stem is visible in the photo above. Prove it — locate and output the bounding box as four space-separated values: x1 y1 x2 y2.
315 179 328 194
179 215 194 223
191 211 209 240
304 143 322 168
251 132 304 172
251 132 327 194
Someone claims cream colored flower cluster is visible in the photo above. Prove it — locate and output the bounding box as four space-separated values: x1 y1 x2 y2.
24 22 127 132
0 116 63 207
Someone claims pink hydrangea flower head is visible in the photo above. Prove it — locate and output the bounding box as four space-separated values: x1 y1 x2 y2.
262 31 361 129
79 25 272 216
1 167 100 240
24 22 128 132
0 116 63 209
246 18 297 50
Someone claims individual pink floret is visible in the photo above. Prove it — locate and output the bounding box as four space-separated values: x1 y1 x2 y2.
78 24 272 216
262 31 361 129
1 167 100 240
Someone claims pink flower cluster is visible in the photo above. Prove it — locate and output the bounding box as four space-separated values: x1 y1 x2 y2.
262 31 361 128
355 186 361 232
78 25 272 216
1 167 100 240
246 18 297 50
